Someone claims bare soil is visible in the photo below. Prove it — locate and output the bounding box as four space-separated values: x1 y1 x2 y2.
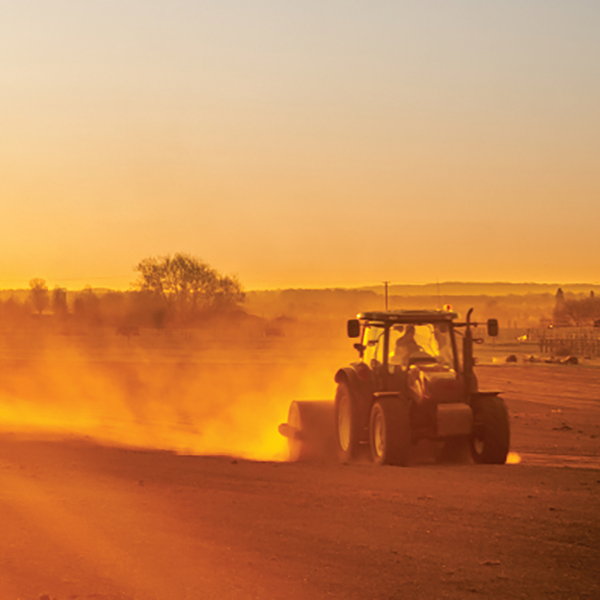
0 359 599 599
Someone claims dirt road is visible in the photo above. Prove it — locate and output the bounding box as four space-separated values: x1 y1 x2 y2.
0 364 599 600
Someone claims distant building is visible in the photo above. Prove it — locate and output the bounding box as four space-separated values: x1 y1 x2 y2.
552 287 571 327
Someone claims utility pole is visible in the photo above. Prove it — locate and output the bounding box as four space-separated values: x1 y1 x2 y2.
383 281 390 310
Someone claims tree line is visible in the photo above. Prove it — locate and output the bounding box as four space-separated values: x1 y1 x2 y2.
1 254 245 329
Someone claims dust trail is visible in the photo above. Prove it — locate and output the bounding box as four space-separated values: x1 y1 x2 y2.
0 330 346 460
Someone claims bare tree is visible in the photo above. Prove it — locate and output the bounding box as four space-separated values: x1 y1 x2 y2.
29 278 50 315
133 253 244 324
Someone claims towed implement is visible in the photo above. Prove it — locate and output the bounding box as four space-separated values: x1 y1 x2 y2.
278 308 509 466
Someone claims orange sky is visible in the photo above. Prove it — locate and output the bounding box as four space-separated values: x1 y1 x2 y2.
1 2 599 290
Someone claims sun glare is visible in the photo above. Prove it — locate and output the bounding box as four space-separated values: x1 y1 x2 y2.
506 452 522 465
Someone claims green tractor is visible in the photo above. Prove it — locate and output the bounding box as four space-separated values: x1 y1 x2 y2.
279 308 509 466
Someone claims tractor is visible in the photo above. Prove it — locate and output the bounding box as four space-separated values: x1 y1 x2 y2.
278 308 510 465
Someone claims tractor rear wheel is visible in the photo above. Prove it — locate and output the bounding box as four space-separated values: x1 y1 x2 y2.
335 381 363 463
471 396 510 464
369 397 411 466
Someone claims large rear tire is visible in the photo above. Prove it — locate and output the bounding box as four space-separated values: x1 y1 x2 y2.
335 381 363 463
471 396 510 464
369 397 411 466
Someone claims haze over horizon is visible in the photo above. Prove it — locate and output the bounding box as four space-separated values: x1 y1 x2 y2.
2 2 598 290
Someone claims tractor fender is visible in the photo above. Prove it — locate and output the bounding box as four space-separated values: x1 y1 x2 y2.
334 367 370 403
470 390 502 408
334 366 360 387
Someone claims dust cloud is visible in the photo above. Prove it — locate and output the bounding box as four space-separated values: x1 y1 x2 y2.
0 287 562 460
0 328 347 461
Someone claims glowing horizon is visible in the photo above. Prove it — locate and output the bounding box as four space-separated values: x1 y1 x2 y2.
1 275 600 295
1 2 599 290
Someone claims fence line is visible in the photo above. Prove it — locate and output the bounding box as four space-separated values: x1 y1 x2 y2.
538 336 600 357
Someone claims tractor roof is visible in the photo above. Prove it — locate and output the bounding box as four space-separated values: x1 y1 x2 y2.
357 309 459 324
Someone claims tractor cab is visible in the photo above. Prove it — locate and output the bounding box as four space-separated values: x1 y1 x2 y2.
347 309 497 392
360 318 456 370
347 310 461 397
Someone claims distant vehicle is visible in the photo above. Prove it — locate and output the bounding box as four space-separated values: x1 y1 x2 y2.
279 308 509 466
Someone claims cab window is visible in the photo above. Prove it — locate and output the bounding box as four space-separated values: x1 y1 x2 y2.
362 324 385 367
388 323 454 368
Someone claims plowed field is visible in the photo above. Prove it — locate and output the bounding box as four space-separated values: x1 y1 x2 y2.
0 358 598 599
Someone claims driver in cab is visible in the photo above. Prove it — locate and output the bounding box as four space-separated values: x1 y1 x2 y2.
392 325 425 367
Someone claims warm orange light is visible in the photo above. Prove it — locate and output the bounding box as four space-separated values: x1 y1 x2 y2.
506 452 522 464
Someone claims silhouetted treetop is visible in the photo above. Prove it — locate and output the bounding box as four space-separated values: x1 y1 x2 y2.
133 253 244 323
29 278 49 315
51 286 68 316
